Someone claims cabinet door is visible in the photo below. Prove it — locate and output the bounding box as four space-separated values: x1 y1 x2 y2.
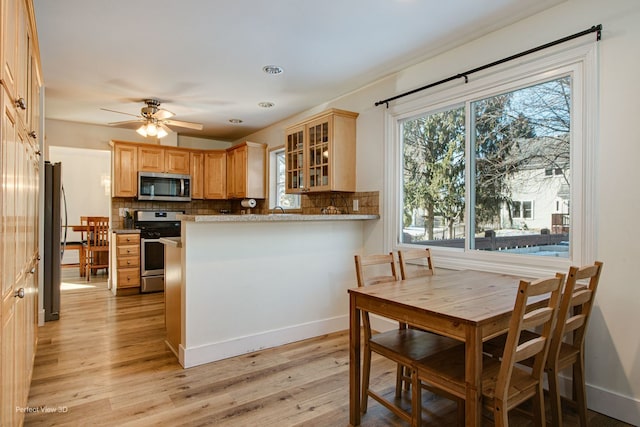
112 144 138 197
165 149 190 174
226 145 246 198
138 146 164 172
190 152 204 199
306 116 332 192
204 151 226 199
2 0 18 98
285 125 305 193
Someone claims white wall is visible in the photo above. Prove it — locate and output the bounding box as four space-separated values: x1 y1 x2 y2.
237 0 640 423
48 146 110 264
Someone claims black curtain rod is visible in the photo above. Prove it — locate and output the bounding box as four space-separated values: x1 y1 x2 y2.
374 24 602 108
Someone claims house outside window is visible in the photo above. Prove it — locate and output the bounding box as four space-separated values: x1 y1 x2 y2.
386 42 597 272
269 147 300 210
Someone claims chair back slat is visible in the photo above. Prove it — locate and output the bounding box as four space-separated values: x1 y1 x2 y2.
397 248 434 280
548 261 603 362
354 253 399 338
494 273 564 402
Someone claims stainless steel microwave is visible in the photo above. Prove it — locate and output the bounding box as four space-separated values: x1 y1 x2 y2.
138 172 191 201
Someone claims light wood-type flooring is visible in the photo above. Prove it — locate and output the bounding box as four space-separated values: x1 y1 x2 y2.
25 272 631 426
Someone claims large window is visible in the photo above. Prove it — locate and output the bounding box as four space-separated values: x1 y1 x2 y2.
389 44 597 270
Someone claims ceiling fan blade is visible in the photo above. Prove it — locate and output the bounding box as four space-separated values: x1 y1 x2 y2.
164 119 203 130
101 108 141 118
153 108 174 120
108 119 143 126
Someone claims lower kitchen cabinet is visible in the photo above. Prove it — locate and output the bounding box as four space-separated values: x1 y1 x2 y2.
111 232 140 295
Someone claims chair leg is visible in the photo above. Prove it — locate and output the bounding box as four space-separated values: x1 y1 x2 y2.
361 343 372 414
574 357 588 427
547 367 563 427
493 401 509 427
411 368 421 427
532 383 547 427
396 364 405 397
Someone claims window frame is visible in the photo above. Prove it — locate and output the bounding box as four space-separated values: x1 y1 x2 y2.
384 41 598 276
268 145 301 211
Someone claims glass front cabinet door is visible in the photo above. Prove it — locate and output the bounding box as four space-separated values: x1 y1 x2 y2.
284 109 358 194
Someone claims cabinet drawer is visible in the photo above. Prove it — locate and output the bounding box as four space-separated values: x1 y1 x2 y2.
117 268 140 287
116 234 140 245
116 245 140 257
116 257 139 269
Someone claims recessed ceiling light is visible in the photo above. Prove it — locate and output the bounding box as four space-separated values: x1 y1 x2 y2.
229 118 243 124
262 65 284 75
258 101 275 108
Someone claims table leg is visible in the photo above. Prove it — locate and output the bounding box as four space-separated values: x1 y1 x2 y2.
464 326 482 427
349 293 361 426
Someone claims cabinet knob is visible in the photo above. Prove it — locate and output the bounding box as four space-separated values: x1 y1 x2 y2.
29 131 37 139
15 98 27 110
14 288 25 299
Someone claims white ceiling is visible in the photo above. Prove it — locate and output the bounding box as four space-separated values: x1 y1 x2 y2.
33 0 564 142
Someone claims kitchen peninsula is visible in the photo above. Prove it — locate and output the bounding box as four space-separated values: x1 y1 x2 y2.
164 213 378 368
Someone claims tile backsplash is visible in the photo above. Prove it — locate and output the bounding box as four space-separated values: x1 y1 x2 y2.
111 191 379 228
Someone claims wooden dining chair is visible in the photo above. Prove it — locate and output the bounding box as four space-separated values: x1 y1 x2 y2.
411 273 564 426
484 261 603 426
84 216 110 281
354 253 459 425
397 248 435 280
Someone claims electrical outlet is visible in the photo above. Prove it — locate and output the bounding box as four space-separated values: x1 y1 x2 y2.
119 208 125 217
353 199 359 212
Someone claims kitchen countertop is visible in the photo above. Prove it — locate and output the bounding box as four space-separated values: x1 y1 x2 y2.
178 214 379 222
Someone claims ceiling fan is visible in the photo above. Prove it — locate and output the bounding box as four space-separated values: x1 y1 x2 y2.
102 98 203 138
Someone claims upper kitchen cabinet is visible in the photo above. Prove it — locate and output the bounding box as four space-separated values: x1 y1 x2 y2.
285 108 358 194
226 141 267 199
203 151 226 199
111 141 138 198
189 151 204 199
138 146 190 174
2 0 38 132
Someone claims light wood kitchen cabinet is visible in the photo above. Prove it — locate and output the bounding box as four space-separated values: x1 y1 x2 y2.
1 1 41 422
190 151 204 199
138 145 164 172
111 232 141 296
285 108 358 194
138 146 190 174
165 149 190 174
203 150 226 199
111 141 138 197
226 141 267 199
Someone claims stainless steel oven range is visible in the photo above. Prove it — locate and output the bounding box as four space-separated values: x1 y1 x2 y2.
134 210 183 293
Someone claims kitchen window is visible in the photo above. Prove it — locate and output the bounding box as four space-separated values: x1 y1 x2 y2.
269 147 300 210
385 42 598 273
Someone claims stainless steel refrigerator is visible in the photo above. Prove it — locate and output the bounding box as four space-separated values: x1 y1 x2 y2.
43 161 65 321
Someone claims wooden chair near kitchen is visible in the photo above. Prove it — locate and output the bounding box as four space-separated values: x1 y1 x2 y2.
412 273 564 426
483 261 603 427
354 253 460 425
83 216 110 281
397 248 435 280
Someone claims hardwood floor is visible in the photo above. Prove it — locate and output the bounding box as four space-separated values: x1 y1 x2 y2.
25 272 631 426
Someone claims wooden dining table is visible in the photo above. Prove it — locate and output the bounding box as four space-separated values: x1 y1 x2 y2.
348 269 534 427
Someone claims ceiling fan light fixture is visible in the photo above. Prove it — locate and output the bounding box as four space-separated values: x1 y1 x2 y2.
136 124 148 137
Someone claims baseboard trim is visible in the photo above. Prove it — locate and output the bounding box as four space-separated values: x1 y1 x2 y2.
181 315 347 369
